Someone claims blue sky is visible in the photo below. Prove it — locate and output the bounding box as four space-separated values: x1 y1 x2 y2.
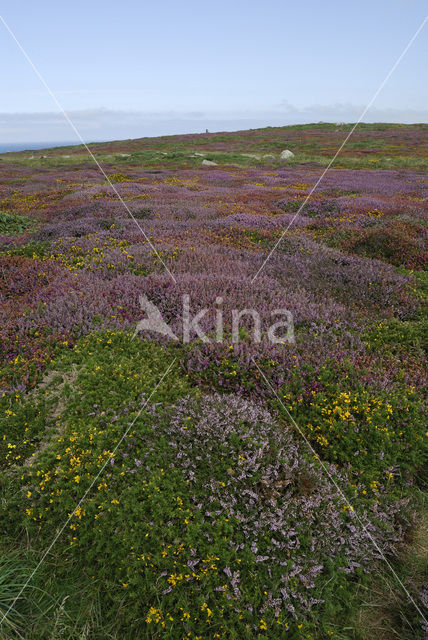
0 0 427 143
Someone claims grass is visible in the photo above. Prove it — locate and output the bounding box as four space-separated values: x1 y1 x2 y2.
0 546 106 640
353 495 428 640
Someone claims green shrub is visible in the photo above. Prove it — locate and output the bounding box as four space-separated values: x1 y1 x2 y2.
363 318 427 356
280 364 427 488
0 211 32 234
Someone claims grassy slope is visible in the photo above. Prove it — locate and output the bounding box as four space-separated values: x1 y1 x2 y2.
1 122 428 170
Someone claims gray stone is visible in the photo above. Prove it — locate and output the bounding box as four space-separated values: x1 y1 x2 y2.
280 150 294 160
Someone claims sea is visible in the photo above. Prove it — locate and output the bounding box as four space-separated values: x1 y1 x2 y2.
0 141 78 153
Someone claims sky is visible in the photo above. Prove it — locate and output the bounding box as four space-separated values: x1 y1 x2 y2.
0 0 427 144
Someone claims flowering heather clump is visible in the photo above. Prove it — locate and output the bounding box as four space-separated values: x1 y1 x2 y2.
342 221 428 270
319 169 428 197
213 211 311 229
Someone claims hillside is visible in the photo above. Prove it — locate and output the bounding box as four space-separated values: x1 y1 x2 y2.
0 123 427 639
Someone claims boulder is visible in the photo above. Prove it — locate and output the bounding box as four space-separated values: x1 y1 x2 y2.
202 159 217 166
280 150 294 160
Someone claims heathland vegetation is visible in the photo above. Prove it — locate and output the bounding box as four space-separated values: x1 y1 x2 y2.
0 123 426 638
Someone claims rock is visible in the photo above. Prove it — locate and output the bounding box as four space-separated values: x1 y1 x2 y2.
193 152 206 157
280 150 294 160
263 154 276 160
202 159 217 166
